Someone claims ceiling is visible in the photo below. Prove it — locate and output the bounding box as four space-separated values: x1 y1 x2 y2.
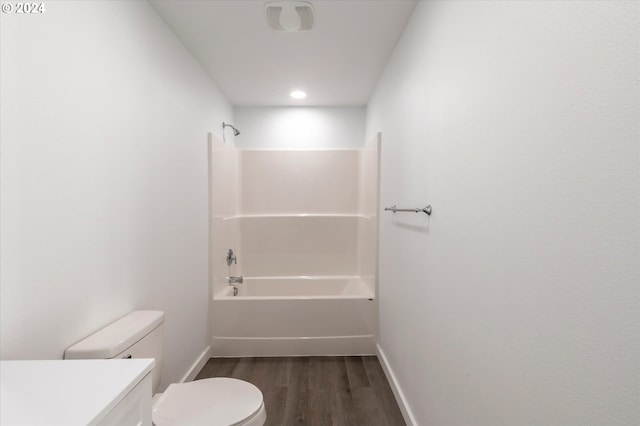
150 0 418 106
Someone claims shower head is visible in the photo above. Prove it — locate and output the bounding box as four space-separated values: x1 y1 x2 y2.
222 122 240 136
222 122 240 141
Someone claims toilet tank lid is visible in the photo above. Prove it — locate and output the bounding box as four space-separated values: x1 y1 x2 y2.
64 311 165 360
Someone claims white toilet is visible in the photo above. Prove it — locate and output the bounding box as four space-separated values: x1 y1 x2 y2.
64 311 266 426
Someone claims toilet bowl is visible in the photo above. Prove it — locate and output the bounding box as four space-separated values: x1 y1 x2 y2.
64 311 266 426
153 378 266 426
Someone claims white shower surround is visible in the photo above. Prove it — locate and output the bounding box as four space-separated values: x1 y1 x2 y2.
215 276 373 299
209 134 380 356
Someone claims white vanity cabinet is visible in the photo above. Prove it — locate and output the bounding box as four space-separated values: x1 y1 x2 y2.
0 359 154 425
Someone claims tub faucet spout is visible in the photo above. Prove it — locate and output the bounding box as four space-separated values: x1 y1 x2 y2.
227 276 243 284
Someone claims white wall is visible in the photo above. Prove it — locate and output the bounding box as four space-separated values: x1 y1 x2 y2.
367 1 639 425
234 107 365 149
0 1 233 390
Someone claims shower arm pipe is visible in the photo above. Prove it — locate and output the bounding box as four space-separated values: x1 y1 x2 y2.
384 205 432 215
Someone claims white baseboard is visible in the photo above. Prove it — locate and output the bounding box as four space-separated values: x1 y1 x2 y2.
376 344 417 426
179 345 211 383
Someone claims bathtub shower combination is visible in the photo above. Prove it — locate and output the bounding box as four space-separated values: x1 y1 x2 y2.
209 134 380 356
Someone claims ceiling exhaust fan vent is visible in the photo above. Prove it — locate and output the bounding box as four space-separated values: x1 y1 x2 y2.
265 1 314 32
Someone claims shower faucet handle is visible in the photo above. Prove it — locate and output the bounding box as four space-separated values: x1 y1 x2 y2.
226 249 237 266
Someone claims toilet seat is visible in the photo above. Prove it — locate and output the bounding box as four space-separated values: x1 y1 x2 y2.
152 378 266 426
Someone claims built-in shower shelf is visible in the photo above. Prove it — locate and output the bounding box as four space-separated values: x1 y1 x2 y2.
221 213 373 220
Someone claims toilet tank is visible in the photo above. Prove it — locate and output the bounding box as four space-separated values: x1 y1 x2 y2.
64 311 165 393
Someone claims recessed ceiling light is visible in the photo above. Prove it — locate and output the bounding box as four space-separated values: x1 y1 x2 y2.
290 90 307 99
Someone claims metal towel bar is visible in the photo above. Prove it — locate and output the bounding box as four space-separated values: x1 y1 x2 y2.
384 205 432 215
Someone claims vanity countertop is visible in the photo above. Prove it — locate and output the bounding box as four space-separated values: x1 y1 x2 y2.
0 358 154 425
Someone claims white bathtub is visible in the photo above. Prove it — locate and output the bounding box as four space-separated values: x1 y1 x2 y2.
216 276 374 300
211 276 377 356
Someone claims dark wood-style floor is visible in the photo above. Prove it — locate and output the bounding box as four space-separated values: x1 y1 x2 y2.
195 356 406 426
